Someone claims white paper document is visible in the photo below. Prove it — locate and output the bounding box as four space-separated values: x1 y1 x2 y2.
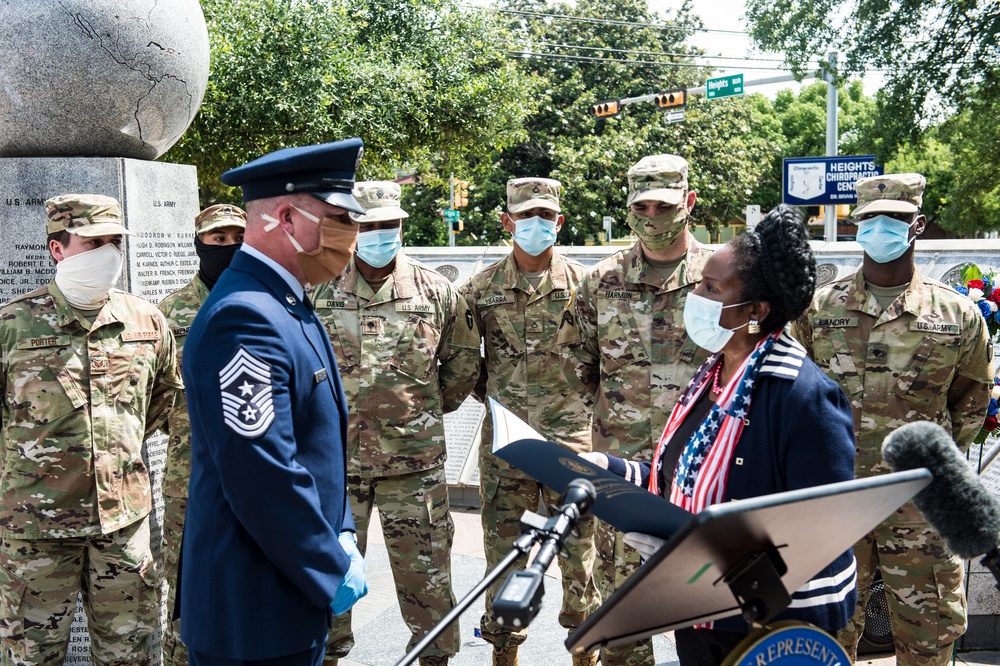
488 397 544 453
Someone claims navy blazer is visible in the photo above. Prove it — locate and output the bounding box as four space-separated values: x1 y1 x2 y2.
606 333 857 635
180 250 355 660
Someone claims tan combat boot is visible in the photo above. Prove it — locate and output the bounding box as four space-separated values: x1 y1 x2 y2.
572 651 599 666
418 657 448 666
492 645 519 666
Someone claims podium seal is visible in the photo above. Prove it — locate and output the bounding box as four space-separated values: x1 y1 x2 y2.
722 621 850 666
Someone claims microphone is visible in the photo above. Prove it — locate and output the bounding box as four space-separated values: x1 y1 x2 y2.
493 478 597 629
529 478 596 575
882 421 1000 584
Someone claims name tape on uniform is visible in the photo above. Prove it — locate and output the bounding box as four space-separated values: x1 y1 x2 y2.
477 294 516 307
910 321 960 335
395 303 434 313
315 298 357 310
597 290 641 301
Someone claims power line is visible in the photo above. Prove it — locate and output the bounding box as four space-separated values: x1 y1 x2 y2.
534 42 814 65
494 7 748 36
508 50 822 72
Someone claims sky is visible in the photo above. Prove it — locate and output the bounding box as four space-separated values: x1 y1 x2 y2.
645 0 883 98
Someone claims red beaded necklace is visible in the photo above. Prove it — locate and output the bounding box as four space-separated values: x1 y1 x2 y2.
711 362 725 394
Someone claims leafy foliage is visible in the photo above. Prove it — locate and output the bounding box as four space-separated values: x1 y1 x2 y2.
888 88 1000 234
408 0 801 245
163 0 536 205
743 0 1000 157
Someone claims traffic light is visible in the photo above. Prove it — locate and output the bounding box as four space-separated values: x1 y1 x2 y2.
591 100 621 118
455 180 469 208
655 89 686 109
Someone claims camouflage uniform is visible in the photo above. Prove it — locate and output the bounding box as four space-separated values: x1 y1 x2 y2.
792 267 991 666
556 237 712 666
316 253 480 663
0 194 181 666
462 248 601 653
157 274 209 666
158 203 245 666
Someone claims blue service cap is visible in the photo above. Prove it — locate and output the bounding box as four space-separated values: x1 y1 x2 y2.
221 138 366 214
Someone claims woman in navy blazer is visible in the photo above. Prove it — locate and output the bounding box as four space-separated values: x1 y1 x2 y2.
591 206 857 666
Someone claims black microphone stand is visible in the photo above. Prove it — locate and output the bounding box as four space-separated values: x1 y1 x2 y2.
394 479 595 666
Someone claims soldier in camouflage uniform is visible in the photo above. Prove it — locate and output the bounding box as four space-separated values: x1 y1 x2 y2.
461 178 601 666
555 155 713 666
158 204 246 666
0 194 181 666
316 181 481 666
791 173 992 666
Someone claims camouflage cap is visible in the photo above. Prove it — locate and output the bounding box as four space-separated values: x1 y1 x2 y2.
349 181 409 223
507 177 561 214
627 154 688 206
852 173 925 218
195 204 247 234
45 194 132 237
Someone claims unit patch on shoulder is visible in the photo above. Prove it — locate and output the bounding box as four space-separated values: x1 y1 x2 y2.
219 346 275 438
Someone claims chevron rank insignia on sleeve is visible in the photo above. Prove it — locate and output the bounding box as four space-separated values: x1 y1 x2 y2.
219 346 275 438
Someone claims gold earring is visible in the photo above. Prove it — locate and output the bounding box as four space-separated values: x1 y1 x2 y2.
748 319 761 334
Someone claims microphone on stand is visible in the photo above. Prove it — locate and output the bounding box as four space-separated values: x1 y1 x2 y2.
882 421 1000 587
493 478 597 629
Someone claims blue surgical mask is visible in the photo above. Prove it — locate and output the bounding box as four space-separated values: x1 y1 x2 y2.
683 293 751 353
513 216 557 256
355 228 401 268
855 215 916 264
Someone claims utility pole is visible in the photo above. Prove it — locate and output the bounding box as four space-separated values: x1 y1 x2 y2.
448 172 455 248
824 51 839 242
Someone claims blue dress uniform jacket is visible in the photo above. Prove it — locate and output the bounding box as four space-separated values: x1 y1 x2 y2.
180 250 355 660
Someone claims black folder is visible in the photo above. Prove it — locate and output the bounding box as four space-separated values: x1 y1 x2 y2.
495 438 690 538
494 437 931 655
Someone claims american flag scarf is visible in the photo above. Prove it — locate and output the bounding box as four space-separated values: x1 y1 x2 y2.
649 330 780 509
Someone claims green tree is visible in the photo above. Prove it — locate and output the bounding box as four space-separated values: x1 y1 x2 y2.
413 0 792 246
551 93 783 239
756 79 879 211
744 0 1000 157
772 80 878 159
164 0 536 205
889 90 1000 235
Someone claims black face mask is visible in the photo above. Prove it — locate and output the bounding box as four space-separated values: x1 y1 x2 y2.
194 235 241 289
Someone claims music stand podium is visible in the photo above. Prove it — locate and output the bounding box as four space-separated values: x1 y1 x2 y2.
563 469 932 656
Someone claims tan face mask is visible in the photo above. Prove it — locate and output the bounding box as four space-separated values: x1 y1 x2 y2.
263 206 359 287
626 206 688 252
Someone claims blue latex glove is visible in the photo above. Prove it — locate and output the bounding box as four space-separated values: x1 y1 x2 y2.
330 531 368 615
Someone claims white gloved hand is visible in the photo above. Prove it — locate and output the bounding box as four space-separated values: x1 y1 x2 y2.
623 532 665 561
578 451 609 470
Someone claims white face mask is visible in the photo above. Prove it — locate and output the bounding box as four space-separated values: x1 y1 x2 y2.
54 242 124 309
682 292 750 353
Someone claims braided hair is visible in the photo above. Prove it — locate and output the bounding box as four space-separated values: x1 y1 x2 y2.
729 204 816 333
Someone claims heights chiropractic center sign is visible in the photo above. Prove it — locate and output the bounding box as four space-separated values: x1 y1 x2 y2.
783 155 883 207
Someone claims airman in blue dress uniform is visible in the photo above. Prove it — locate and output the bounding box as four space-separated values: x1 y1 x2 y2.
180 139 369 666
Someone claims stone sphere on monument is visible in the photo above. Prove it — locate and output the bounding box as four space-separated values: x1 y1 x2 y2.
0 0 210 160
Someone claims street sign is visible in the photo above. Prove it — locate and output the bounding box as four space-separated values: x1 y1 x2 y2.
706 74 744 100
664 110 686 124
444 209 460 223
782 155 883 206
745 205 761 232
